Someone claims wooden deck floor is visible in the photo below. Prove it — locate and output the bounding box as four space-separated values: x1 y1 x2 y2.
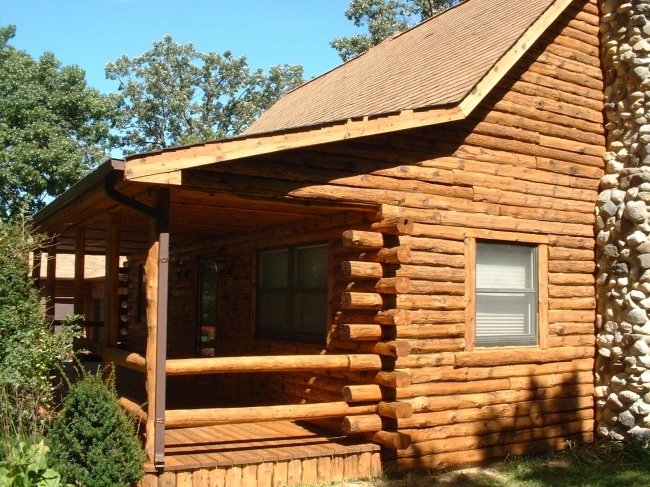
142 421 382 486
147 420 380 472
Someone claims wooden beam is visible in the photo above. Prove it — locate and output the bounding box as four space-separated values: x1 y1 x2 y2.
165 354 383 376
45 238 57 319
144 188 170 467
74 228 85 317
103 214 120 350
124 106 465 181
164 402 378 429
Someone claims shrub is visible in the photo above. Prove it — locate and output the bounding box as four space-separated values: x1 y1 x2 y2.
0 218 79 448
0 439 69 487
46 368 145 487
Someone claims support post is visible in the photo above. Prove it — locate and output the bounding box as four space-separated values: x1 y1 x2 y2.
45 238 57 319
104 214 121 350
144 189 170 468
74 228 86 318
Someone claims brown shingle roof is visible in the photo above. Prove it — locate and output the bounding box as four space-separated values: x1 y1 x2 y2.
245 0 557 136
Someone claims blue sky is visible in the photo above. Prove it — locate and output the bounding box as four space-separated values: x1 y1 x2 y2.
2 0 358 94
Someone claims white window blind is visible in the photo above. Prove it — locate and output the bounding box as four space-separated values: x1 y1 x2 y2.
476 242 537 347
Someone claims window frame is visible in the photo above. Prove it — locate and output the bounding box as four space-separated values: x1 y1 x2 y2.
255 241 330 345
196 254 220 357
465 236 548 351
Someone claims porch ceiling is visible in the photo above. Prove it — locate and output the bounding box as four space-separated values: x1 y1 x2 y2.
43 175 369 256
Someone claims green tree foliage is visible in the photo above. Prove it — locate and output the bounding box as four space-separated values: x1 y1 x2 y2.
106 35 305 154
0 219 78 446
47 369 145 487
331 0 462 61
0 25 116 218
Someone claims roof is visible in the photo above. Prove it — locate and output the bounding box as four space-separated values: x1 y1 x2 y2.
121 0 573 182
245 0 558 136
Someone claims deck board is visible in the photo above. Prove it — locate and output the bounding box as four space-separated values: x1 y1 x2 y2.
145 420 380 472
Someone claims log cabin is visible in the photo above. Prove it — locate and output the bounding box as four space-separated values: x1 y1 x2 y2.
33 0 603 484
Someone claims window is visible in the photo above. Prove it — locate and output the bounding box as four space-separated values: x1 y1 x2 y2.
256 243 328 344
475 242 538 347
197 255 219 357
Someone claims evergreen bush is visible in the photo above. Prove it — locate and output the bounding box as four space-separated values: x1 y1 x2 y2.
46 369 145 487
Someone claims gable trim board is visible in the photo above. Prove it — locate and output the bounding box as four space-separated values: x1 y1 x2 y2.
123 0 575 184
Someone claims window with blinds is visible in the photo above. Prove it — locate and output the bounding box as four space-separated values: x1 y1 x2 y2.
256 242 328 344
475 242 538 347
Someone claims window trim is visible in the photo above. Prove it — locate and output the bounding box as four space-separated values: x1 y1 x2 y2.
255 241 330 345
465 237 548 351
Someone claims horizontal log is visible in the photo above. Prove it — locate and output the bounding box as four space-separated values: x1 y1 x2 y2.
366 431 411 450
342 414 382 434
342 230 384 249
549 285 594 298
165 354 382 376
340 260 466 282
397 235 465 253
548 334 596 348
369 217 413 235
549 322 595 336
400 400 594 435
473 187 595 215
404 358 594 384
453 346 594 368
407 281 465 295
394 324 465 339
378 401 413 419
549 297 596 310
549 310 595 323
374 371 411 388
400 408 594 443
340 292 383 310
408 251 464 267
408 338 466 353
392 434 591 472
404 385 594 414
397 420 592 458
333 277 412 295
118 397 148 424
329 339 411 358
333 323 464 341
397 295 466 310
395 353 455 368
358 246 412 264
334 309 412 326
165 402 377 428
74 338 148 374
408 310 466 324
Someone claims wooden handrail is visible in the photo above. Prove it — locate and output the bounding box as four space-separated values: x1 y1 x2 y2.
73 338 146 374
165 354 382 376
165 401 378 429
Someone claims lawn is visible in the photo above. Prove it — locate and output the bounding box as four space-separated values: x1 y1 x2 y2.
323 441 650 487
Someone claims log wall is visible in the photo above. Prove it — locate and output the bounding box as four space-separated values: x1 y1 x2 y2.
122 0 601 474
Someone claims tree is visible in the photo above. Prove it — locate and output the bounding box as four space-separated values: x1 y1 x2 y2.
106 35 305 155
0 25 116 218
0 219 78 448
331 0 462 61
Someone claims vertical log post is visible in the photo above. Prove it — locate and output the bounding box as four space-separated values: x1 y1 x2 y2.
74 228 86 319
104 214 121 351
145 189 170 467
45 238 57 320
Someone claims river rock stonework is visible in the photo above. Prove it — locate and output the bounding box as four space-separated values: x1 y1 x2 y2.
596 0 650 442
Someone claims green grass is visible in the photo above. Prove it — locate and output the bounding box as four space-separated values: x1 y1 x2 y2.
309 441 650 487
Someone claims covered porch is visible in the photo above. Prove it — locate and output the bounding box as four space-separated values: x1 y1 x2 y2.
34 157 413 484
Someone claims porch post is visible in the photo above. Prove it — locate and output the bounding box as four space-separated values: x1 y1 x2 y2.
74 227 86 318
145 188 170 467
104 213 121 352
45 238 57 319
